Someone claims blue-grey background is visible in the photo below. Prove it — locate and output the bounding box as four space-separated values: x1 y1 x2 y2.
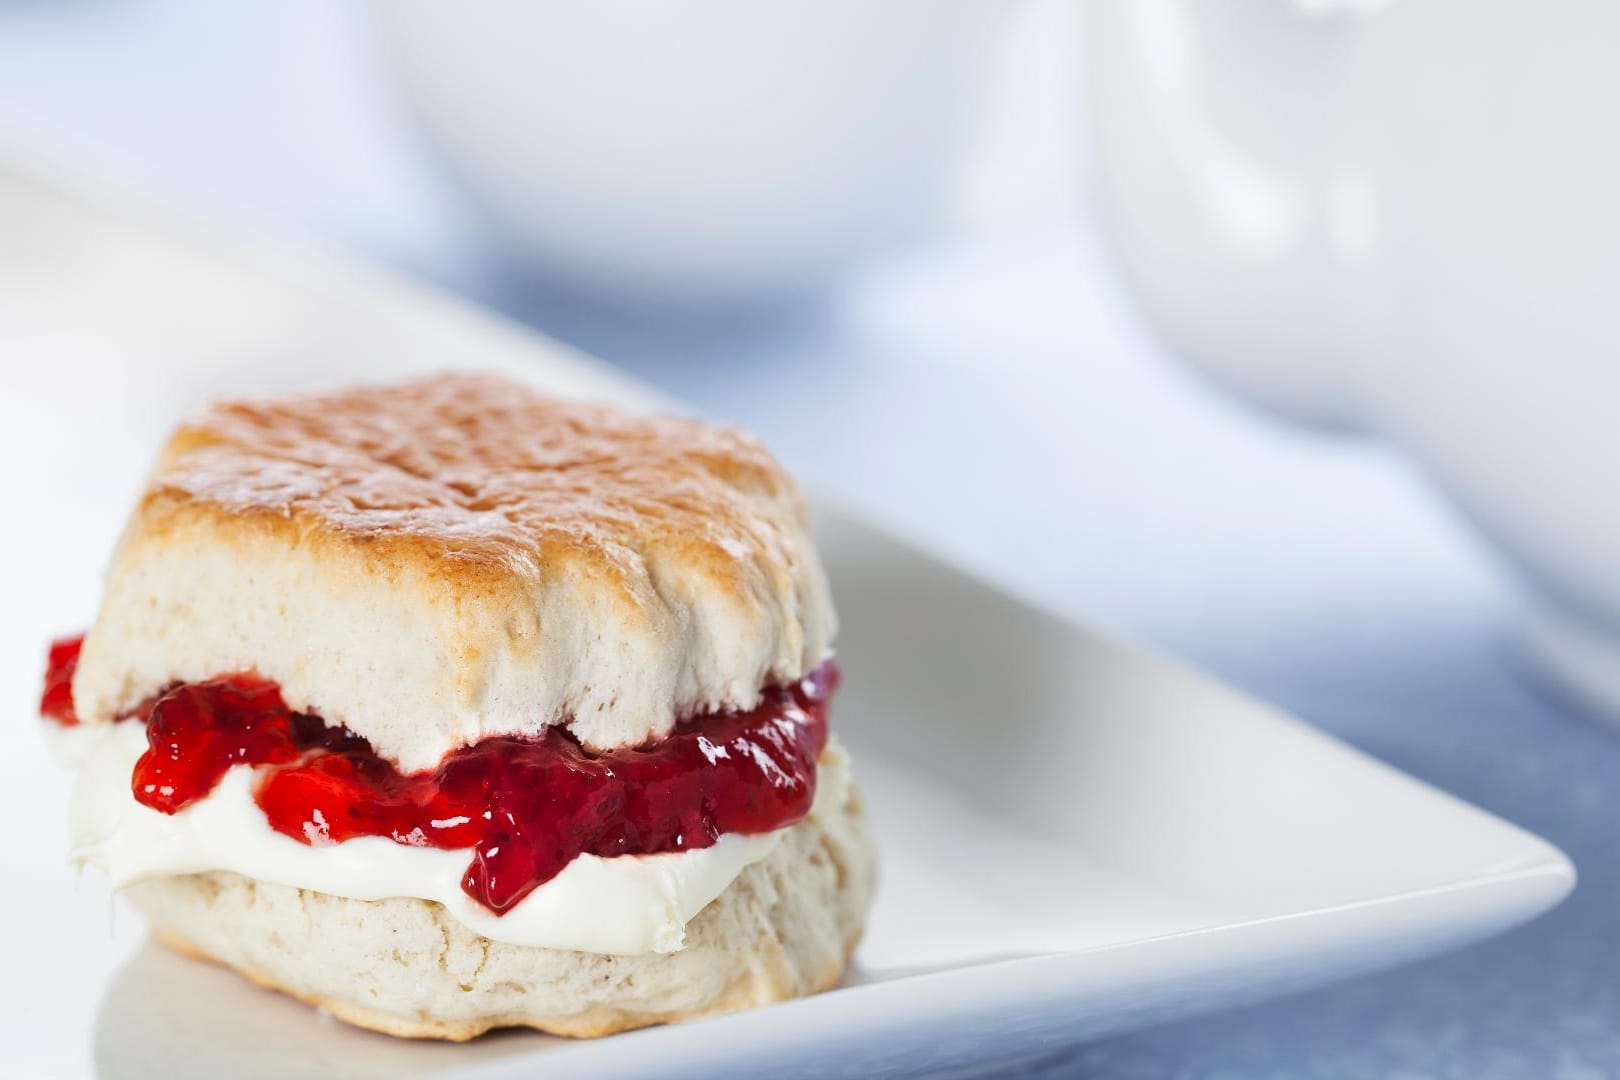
3 2 1615 1076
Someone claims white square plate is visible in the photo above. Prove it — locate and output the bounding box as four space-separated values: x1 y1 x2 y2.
0 157 1574 1079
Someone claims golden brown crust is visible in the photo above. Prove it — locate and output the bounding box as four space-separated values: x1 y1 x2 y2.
143 372 795 602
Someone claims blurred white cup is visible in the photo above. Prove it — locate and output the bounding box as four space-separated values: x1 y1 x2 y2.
1082 0 1620 718
368 0 1017 303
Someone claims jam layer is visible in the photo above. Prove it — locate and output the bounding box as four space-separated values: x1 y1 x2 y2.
42 636 834 914
40 636 82 726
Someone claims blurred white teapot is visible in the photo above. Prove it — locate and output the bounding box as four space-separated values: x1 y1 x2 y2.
369 0 1017 302
1082 0 1620 717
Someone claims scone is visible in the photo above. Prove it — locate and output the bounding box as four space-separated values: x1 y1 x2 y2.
40 372 876 1040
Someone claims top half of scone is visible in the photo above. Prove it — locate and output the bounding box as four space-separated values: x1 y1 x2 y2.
68 371 836 773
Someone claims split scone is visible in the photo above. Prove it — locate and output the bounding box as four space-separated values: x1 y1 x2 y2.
41 372 875 1040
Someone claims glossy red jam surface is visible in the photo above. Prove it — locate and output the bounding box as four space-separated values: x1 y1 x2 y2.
40 635 84 725
40 634 834 914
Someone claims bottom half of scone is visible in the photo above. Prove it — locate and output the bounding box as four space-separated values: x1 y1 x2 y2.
123 781 876 1041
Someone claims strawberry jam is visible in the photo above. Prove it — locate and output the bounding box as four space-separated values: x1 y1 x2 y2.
41 633 834 915
40 635 83 725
